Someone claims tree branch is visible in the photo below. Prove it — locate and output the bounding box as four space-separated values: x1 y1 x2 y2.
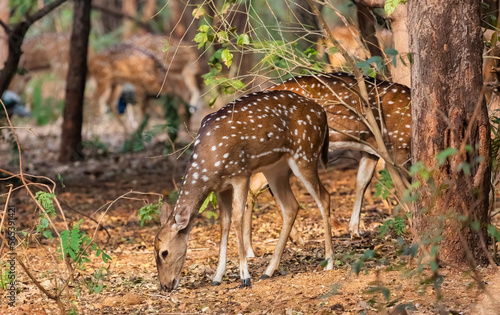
24 0 68 28
353 0 386 8
0 19 9 34
91 3 154 33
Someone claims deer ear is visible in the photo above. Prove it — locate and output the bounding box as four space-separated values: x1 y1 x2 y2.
159 204 172 226
173 205 190 231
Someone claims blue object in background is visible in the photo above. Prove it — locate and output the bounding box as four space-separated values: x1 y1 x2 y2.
1 90 30 117
116 83 137 115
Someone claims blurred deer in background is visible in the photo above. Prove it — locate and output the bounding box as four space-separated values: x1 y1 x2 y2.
88 35 201 133
155 90 332 291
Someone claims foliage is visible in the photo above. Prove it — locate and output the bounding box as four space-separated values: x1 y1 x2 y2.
138 198 163 227
374 169 393 200
384 0 407 16
0 263 13 290
379 216 407 238
30 76 65 126
58 219 111 269
35 191 57 238
84 267 109 294
199 191 218 219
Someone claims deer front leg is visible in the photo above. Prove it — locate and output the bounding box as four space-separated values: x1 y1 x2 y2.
350 153 378 238
213 190 232 285
261 165 299 279
231 178 252 286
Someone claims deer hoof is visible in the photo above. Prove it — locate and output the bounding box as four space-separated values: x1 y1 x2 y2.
259 274 270 280
240 278 251 287
212 281 221 286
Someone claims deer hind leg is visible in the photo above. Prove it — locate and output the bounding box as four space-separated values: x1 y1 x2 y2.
230 177 252 286
261 163 299 279
350 153 378 238
244 173 304 259
288 158 333 270
213 189 233 285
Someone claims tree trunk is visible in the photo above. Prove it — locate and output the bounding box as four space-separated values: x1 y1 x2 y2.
292 0 322 50
122 0 136 40
409 0 491 267
0 0 8 71
390 3 410 86
96 0 121 33
0 0 67 96
356 2 389 76
59 0 91 163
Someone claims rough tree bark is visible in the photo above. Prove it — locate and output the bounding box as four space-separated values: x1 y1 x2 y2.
0 0 67 96
59 0 91 163
409 0 491 267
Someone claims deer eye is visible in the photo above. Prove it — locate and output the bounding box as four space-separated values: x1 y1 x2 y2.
161 250 169 259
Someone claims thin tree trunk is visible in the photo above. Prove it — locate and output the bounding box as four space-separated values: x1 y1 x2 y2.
0 0 8 71
292 0 322 50
409 0 490 267
141 0 155 22
59 0 91 163
390 4 410 86
356 2 389 76
0 0 67 96
122 0 136 40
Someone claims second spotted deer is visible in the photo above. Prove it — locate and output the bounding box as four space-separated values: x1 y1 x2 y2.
154 90 332 291
242 72 411 254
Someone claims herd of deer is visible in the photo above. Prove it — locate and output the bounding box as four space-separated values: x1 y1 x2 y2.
14 32 412 292
155 72 411 291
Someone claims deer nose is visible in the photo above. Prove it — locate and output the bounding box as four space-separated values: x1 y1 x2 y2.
161 284 169 292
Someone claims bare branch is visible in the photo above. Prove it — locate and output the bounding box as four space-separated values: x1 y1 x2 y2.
24 0 68 28
91 3 154 33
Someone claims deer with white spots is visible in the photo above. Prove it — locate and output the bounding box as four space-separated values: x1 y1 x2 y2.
243 72 411 246
154 90 332 291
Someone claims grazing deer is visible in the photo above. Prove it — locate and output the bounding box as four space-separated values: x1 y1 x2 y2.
241 72 411 251
125 34 201 110
154 90 332 291
88 44 191 129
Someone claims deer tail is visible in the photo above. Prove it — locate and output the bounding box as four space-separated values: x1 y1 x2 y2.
320 126 329 169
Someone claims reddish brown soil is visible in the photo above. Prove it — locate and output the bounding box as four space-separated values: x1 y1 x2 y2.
0 121 498 314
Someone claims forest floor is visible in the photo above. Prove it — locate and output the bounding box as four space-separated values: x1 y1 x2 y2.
1 117 499 315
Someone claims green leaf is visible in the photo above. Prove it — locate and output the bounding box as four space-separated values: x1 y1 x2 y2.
221 49 233 68
217 31 229 43
237 34 250 46
327 46 338 55
384 0 407 16
385 48 398 56
199 191 215 213
209 96 218 108
43 230 53 239
436 147 458 165
198 24 209 32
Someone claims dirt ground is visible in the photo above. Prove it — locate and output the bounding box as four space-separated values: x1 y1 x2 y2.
1 117 499 315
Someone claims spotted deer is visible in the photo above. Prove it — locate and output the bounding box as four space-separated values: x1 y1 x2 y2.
88 43 192 129
124 34 201 110
154 90 332 291
242 72 411 252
